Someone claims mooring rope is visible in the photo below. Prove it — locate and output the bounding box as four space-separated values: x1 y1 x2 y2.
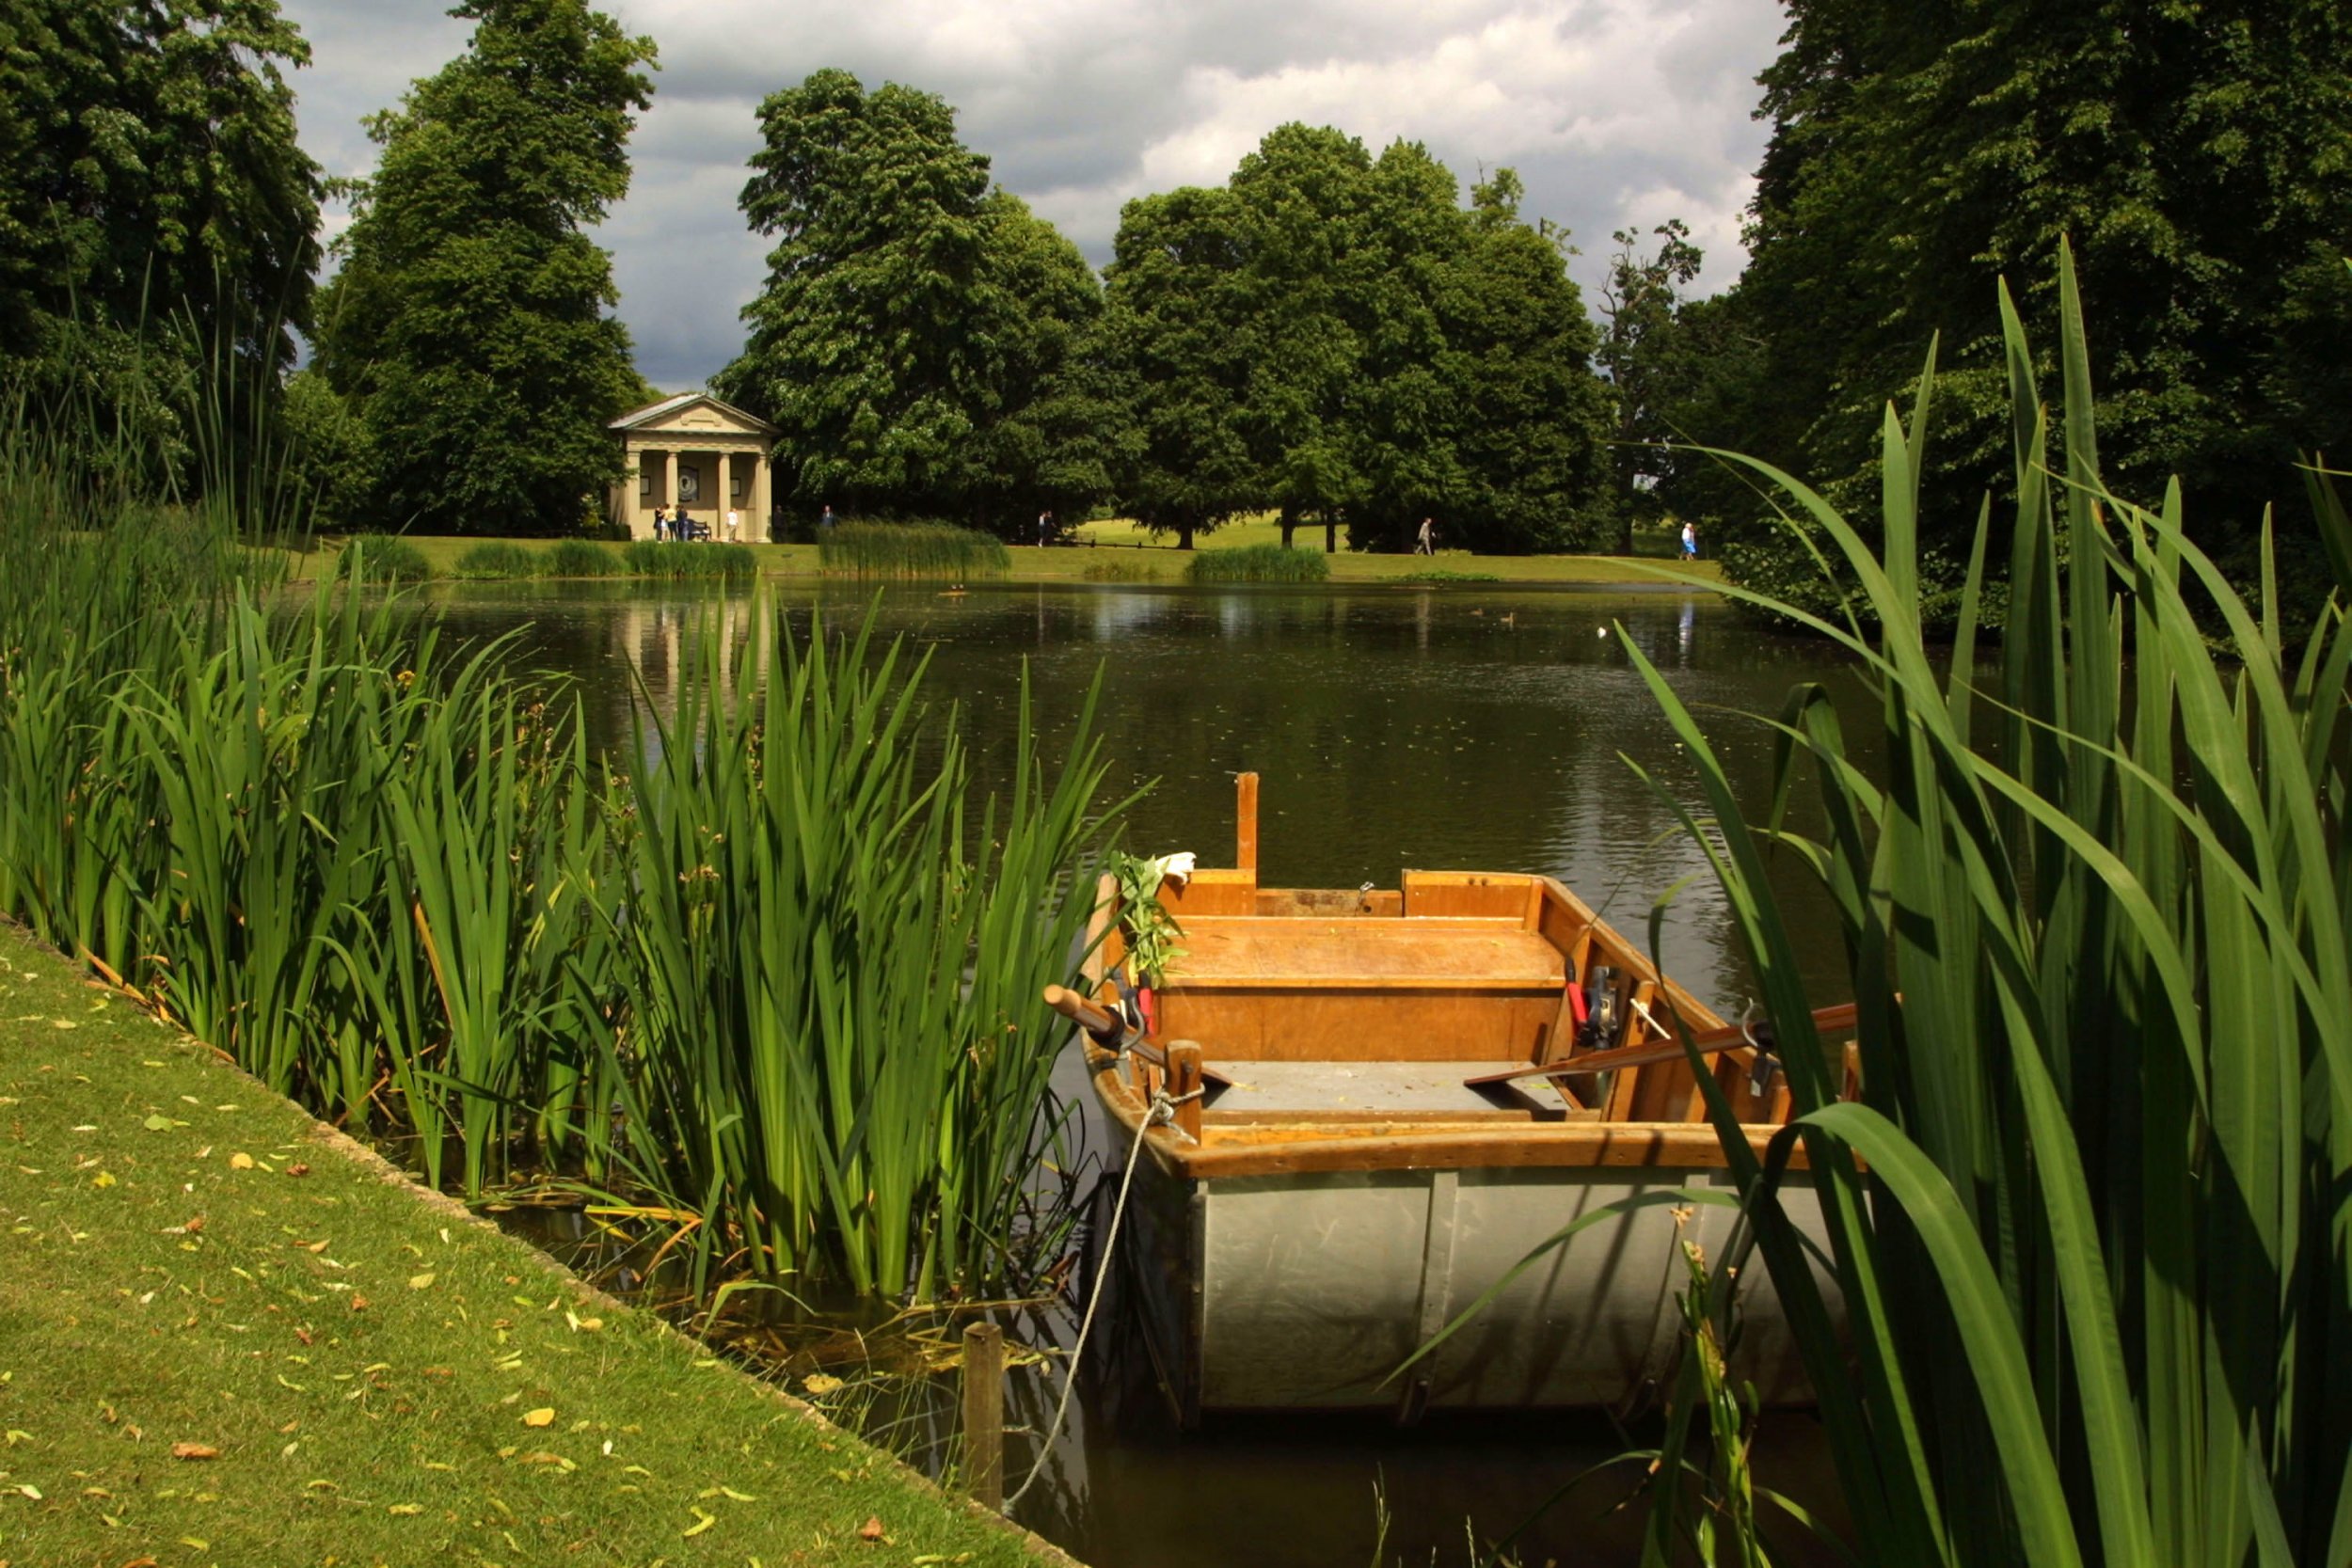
1000 1086 1178 1513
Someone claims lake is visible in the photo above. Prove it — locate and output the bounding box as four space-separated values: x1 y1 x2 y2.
421 577 1873 1566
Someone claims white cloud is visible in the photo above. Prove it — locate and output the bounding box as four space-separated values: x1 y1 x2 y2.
279 0 1785 388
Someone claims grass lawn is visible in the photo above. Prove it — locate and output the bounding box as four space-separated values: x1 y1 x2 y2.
276 525 1720 589
0 923 1071 1568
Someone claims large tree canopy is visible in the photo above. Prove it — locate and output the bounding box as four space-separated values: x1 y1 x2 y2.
311 0 653 536
1099 126 1612 552
1698 0 2352 605
712 69 1106 531
0 0 322 475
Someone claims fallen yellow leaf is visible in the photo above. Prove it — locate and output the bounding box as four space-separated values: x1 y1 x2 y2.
407 1272 436 1290
521 1407 556 1428
387 1501 423 1515
228 1152 255 1170
683 1507 716 1538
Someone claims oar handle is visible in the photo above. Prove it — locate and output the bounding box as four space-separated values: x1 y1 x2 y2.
1043 984 1123 1044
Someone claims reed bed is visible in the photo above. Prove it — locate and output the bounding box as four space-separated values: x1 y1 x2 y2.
621 539 760 580
1629 245 2352 1564
544 537 624 577
452 539 541 578
594 603 1125 1298
0 415 1129 1301
337 532 432 581
818 521 1010 579
1184 543 1330 583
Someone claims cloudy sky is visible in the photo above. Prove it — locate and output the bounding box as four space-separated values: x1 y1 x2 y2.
281 0 1789 391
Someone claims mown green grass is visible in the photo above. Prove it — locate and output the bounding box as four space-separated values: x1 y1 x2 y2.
0 922 1060 1567
1066 515 1713 585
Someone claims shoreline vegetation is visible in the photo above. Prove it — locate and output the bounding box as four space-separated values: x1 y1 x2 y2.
0 483 1127 1307
278 516 1722 589
0 919 1072 1566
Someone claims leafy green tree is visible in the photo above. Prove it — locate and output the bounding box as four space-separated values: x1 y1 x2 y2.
1229 125 1372 551
1101 132 1613 553
1095 184 1260 549
1415 164 1613 553
311 0 654 536
1594 219 1703 550
712 70 1107 531
1723 0 2352 605
0 0 322 476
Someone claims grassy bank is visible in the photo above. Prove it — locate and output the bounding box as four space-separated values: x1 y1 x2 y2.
275 531 1717 588
0 921 1068 1567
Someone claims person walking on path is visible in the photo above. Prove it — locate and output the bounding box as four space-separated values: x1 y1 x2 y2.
1679 521 1698 560
1415 517 1435 555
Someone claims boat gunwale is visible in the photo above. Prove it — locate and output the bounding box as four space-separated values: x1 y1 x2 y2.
1083 870 1804 1181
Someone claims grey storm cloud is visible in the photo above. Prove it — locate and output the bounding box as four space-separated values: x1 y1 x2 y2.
280 0 1788 391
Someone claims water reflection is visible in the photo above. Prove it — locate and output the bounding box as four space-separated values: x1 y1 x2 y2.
419 578 1872 1006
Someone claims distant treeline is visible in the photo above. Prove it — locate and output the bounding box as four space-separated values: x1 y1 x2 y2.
5 0 2346 583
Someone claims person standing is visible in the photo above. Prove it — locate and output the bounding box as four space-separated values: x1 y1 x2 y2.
1415 516 1434 555
725 506 740 543
1680 521 1698 560
654 503 669 542
1037 510 1051 546
820 503 835 532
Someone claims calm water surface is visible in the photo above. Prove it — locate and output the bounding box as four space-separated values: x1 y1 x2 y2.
426 578 1879 1566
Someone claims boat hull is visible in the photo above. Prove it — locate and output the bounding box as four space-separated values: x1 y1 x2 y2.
1122 1150 1834 1423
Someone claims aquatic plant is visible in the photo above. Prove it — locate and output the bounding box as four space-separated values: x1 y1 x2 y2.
621 539 759 580
338 533 433 582
1184 544 1329 583
591 594 1126 1298
818 521 1010 579
453 540 541 578
1634 245 2352 1564
544 538 624 577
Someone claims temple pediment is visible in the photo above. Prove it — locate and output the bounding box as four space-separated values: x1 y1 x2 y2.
609 392 775 440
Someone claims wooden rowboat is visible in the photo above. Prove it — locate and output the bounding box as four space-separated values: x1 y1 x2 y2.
1064 774 1846 1425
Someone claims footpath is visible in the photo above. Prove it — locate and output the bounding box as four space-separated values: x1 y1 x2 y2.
0 922 1075 1568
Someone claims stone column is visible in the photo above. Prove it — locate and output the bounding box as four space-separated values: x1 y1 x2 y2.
718 451 734 540
662 450 679 533
753 451 772 541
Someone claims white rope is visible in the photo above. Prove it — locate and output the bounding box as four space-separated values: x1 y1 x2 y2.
1000 1087 1172 1513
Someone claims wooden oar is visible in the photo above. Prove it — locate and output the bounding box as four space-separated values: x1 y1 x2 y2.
1043 984 1232 1087
1464 1001 1863 1088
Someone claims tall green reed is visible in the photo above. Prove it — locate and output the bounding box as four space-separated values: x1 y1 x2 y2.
818 521 1010 579
1183 543 1330 583
593 591 1124 1299
1630 242 2352 1565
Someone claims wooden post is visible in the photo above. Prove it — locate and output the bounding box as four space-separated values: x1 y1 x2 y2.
1081 871 1119 990
961 1322 1004 1509
1234 771 1259 875
1167 1041 1205 1142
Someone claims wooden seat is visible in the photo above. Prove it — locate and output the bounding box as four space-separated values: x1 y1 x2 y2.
1165 916 1565 991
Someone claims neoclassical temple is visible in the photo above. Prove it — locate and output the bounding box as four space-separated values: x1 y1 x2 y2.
607 393 778 540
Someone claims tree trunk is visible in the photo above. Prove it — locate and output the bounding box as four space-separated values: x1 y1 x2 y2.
1325 517 1338 552
1178 519 1196 551
1279 503 1296 550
